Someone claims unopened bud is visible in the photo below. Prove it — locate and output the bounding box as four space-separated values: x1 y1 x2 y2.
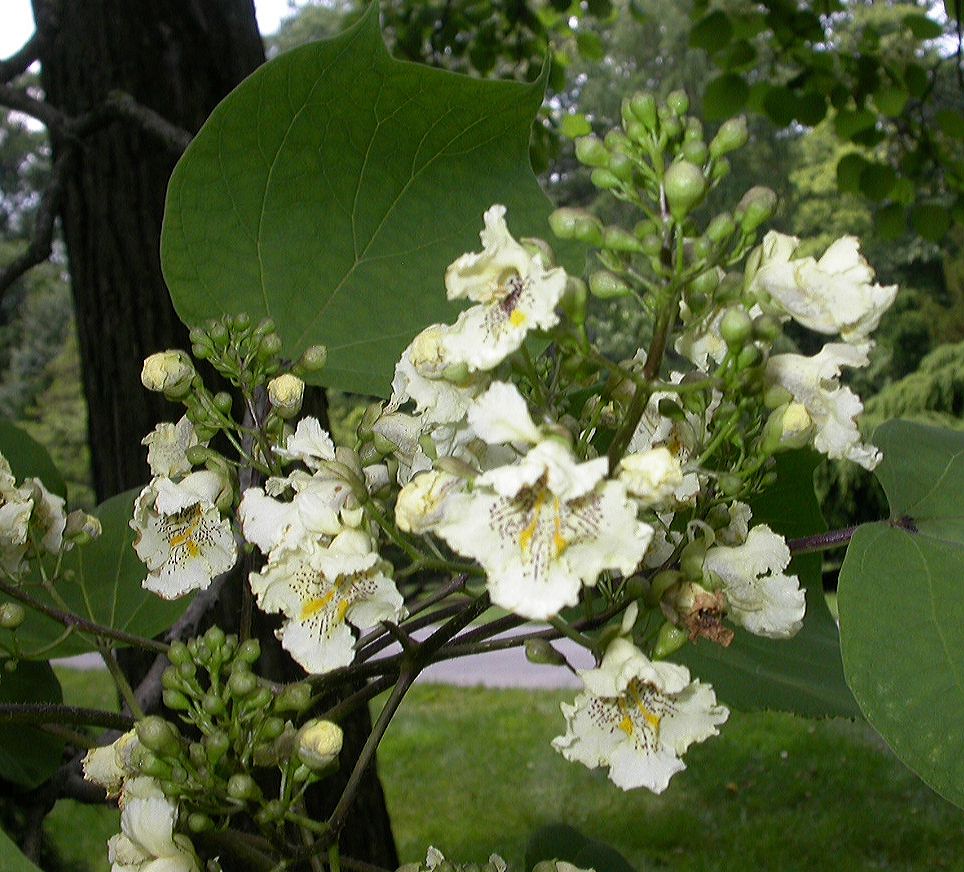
720 308 753 348
602 226 644 253
135 716 181 757
667 89 689 116
653 622 689 659
275 682 313 713
736 186 778 232
267 374 305 419
524 638 568 667
607 150 634 182
141 350 194 398
0 602 26 630
295 344 328 375
629 91 658 130
227 773 261 802
559 276 588 326
710 116 749 158
64 510 101 545
706 212 736 244
589 270 631 299
296 719 344 770
664 161 706 220
590 168 622 190
574 135 609 168
682 139 707 165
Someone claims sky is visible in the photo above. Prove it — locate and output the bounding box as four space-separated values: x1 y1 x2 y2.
0 0 307 57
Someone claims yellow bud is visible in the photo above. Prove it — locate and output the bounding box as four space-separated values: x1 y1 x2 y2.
267 373 305 419
296 719 343 770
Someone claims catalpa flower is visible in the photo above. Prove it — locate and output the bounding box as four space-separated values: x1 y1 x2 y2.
703 524 805 638
108 776 200 872
442 205 567 371
131 471 236 599
552 637 728 792
0 453 35 574
141 416 198 479
249 528 405 674
766 342 880 469
751 231 897 343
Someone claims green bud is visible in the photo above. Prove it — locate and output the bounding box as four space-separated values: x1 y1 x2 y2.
602 226 644 253
715 272 744 304
204 625 226 650
590 168 622 190
138 752 172 780
233 312 251 330
661 115 682 140
653 622 689 659
720 308 753 348
228 670 258 699
681 139 708 166
657 398 686 421
736 186 778 232
257 333 283 360
736 344 761 370
717 472 743 497
764 384 794 409
607 150 634 182
663 161 707 220
667 89 689 116
548 208 603 246
202 693 226 717
227 773 261 802
710 116 749 158
689 267 722 298
710 157 731 182
191 343 210 360
2 659 17 674
237 638 261 664
604 129 631 151
684 117 704 141
649 570 682 604
162 689 191 711
752 314 782 342
212 392 233 416
296 344 328 374
204 731 230 766
275 682 313 714
208 321 229 346
639 234 663 258
188 813 214 834
589 270 631 299
161 666 182 691
706 212 736 244
624 119 649 145
574 135 610 168
255 801 286 826
248 687 273 710
357 402 383 440
524 638 568 666
0 602 26 630
188 742 206 768
680 539 707 581
629 91 658 130
260 717 286 741
177 660 196 680
760 470 778 488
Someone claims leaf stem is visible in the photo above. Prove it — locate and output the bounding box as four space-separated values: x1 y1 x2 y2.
0 702 133 730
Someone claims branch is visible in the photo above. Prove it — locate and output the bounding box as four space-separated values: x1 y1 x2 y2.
0 573 169 653
0 702 133 731
0 32 42 83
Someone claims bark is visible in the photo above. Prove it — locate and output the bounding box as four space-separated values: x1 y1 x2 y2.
27 1 398 865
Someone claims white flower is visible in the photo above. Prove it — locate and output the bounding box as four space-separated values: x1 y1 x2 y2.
715 501 751 546
436 439 652 620
24 478 66 556
131 471 237 599
703 524 805 638
249 529 405 674
467 381 542 446
552 638 728 792
108 777 200 872
442 205 567 371
142 417 198 479
389 323 481 425
82 730 142 798
766 343 880 469
617 448 684 507
0 454 34 573
276 417 336 470
751 232 897 343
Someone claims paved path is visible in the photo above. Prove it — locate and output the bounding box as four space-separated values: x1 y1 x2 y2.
54 633 594 690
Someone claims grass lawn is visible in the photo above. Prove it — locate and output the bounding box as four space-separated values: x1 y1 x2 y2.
46 670 964 871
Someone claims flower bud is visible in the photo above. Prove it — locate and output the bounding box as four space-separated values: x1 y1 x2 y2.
663 161 707 220
548 209 602 246
524 638 568 666
574 135 609 168
680 539 707 581
64 510 102 545
559 276 588 326
297 719 344 770
296 343 328 374
667 89 689 116
629 91 658 130
602 226 644 253
188 813 214 834
706 212 736 244
257 333 283 360
162 689 191 711
653 622 689 659
682 139 708 166
0 602 26 630
275 681 313 713
589 270 631 299
228 670 258 699
135 716 181 757
204 731 230 766
590 168 622 190
736 186 778 232
763 402 814 453
267 373 305 420
227 773 261 802
607 151 634 182
141 350 194 398
237 638 261 664
720 308 753 348
710 116 749 158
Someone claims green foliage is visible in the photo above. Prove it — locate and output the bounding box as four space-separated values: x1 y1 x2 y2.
525 824 634 872
0 828 42 872
678 451 859 719
0 491 186 659
0 420 66 499
163 5 578 397
0 660 64 789
839 420 964 809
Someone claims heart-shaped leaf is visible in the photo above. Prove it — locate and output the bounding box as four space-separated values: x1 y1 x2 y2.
839 420 964 808
162 5 579 397
0 660 64 788
0 421 66 499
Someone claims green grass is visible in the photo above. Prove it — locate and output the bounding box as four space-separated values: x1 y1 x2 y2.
44 670 964 872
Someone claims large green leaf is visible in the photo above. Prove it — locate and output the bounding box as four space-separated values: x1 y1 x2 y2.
0 421 66 499
838 420 964 808
677 451 861 718
162 4 577 397
0 660 64 789
0 490 187 659
0 828 43 872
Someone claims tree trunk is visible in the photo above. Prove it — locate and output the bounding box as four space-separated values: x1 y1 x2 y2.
29 2 398 865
